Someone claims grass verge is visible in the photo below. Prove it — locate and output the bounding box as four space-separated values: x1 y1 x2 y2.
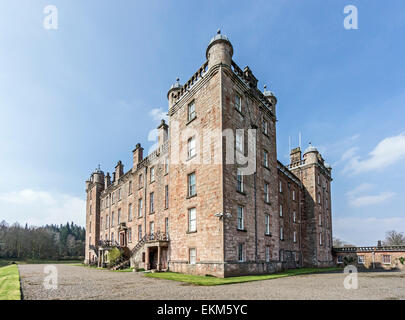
0 259 83 268
0 265 21 300
144 267 340 286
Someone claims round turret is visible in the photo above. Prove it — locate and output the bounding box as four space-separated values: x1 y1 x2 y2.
206 30 233 70
263 85 277 114
92 166 104 184
167 77 182 108
303 143 319 164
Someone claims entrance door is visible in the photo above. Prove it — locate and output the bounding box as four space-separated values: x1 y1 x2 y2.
149 250 157 269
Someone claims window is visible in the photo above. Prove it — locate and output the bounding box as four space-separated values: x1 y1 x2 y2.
280 226 284 240
149 221 155 237
188 101 196 122
236 131 243 153
111 212 114 227
149 192 154 213
150 167 155 182
279 180 283 193
89 205 92 215
118 209 121 224
293 211 297 223
263 150 269 167
235 93 242 112
188 137 196 159
318 193 321 204
236 170 244 193
128 181 132 195
189 248 196 264
237 206 244 230
337 255 344 264
279 204 283 217
138 198 143 217
138 225 142 241
293 231 297 243
128 204 132 221
118 188 121 200
265 246 270 262
89 221 91 233
264 183 270 203
128 228 132 243
188 172 196 197
106 214 109 229
111 232 114 243
319 214 322 226
237 243 244 262
89 236 91 245
318 174 320 185
319 232 323 246
382 255 391 265
112 192 115 204
139 174 143 188
101 218 103 230
165 217 169 235
265 214 270 235
292 190 296 201
262 118 268 135
188 208 196 232
358 255 365 264
164 185 169 209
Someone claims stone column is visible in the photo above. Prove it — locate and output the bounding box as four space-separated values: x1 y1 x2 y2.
157 246 161 271
145 247 150 270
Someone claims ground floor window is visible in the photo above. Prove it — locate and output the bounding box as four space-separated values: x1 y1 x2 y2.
189 248 196 264
238 243 244 262
382 255 391 265
358 255 365 264
337 255 343 264
265 246 270 262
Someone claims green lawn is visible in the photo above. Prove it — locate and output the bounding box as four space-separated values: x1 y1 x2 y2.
144 267 340 286
0 259 83 268
0 265 21 300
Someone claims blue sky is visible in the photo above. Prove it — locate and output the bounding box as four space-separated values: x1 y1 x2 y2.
0 0 404 245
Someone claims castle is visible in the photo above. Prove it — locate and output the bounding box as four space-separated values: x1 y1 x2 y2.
85 31 333 277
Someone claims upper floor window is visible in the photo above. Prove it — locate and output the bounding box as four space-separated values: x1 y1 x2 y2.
292 190 296 201
164 156 169 174
188 208 196 232
293 211 297 223
319 214 322 226
165 217 169 235
139 174 143 188
318 193 321 204
237 205 244 230
138 224 142 241
118 209 122 224
128 228 132 243
319 232 323 246
149 192 155 213
236 170 244 193
262 118 268 135
118 188 121 201
128 181 132 195
263 150 269 168
112 192 115 204
128 203 132 221
164 185 169 209
106 214 109 229
188 101 196 122
235 131 243 153
280 226 284 240
138 198 143 217
279 180 283 193
111 212 115 227
265 214 270 235
188 172 196 197
293 231 297 243
318 174 320 185
188 136 196 159
235 93 242 113
150 167 155 182
264 183 270 203
89 205 92 215
265 246 270 262
279 204 283 217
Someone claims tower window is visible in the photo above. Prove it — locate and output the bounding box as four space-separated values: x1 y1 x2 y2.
237 169 244 193
264 183 270 203
235 93 242 112
188 208 196 232
263 150 269 168
265 214 270 235
238 243 244 262
188 172 196 197
237 205 244 230
262 118 268 135
188 136 196 159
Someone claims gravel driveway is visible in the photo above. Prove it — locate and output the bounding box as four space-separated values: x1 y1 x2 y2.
18 264 405 300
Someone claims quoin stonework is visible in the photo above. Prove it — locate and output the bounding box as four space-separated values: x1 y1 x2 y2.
85 31 334 277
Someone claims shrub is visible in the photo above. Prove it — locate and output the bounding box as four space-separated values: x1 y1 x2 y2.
107 248 122 268
399 257 405 265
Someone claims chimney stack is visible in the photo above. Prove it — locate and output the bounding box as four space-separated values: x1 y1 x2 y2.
132 143 144 169
157 119 168 147
290 147 302 166
104 172 111 189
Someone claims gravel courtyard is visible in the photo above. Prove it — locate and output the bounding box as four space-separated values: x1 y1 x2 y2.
19 264 405 300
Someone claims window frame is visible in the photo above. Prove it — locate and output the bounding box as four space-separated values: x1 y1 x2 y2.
237 205 244 230
188 207 197 232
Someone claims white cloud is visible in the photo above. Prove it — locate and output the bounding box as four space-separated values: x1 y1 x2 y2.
346 183 395 207
0 189 85 227
343 132 405 174
149 108 168 123
349 192 395 207
333 216 405 246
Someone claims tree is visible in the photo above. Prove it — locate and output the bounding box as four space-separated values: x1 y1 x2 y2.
384 230 405 246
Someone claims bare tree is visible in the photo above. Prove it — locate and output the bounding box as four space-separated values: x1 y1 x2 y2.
384 230 405 246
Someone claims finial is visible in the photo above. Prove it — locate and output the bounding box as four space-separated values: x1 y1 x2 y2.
217 29 221 34
98 164 101 170
176 77 179 82
264 85 267 90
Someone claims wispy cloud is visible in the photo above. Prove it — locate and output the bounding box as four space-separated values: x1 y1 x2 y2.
0 189 85 226
149 107 168 123
343 132 405 174
346 183 395 207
